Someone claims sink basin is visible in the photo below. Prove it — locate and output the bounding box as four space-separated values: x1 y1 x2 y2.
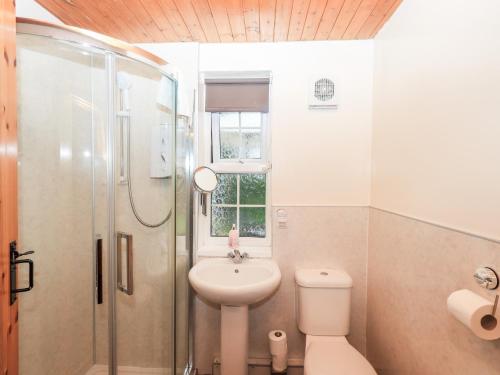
189 257 281 375
189 258 281 306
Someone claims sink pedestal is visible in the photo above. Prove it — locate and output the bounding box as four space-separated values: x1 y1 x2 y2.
221 305 248 375
188 258 281 375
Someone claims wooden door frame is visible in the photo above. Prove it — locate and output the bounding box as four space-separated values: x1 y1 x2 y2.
0 0 18 374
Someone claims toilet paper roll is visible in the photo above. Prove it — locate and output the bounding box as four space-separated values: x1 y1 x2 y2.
447 289 500 340
269 330 288 372
269 330 287 353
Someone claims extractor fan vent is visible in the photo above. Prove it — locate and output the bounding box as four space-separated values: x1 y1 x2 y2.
314 78 335 101
309 75 338 109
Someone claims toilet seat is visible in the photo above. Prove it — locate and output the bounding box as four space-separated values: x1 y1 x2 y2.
304 336 377 375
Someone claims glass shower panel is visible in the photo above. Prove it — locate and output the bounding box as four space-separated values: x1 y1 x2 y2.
16 26 189 375
113 56 176 373
175 112 194 375
17 34 107 375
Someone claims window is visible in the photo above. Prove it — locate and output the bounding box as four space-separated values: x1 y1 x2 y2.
199 73 271 256
212 112 265 162
211 173 266 238
199 111 271 255
207 112 270 243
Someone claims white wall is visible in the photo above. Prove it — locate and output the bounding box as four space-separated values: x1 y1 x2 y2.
371 0 500 240
139 42 199 118
199 42 374 206
16 0 63 24
146 43 375 216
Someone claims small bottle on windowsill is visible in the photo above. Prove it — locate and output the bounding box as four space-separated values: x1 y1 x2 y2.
228 224 240 250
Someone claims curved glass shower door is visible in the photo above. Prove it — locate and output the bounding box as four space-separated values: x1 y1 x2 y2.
112 56 176 374
17 34 108 375
17 26 186 375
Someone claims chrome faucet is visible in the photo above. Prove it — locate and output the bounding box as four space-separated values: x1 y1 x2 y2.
227 249 249 264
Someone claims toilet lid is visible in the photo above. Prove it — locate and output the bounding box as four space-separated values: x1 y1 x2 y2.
305 341 377 375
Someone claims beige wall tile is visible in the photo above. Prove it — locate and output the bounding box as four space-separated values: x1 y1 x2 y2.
367 208 500 374
194 206 369 371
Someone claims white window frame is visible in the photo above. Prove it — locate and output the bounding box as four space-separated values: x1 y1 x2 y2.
197 111 272 258
211 112 268 163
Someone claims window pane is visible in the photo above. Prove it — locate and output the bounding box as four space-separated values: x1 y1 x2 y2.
240 174 266 205
211 207 237 237
212 174 237 204
220 112 239 128
240 207 266 238
241 112 261 128
220 129 240 159
241 129 261 159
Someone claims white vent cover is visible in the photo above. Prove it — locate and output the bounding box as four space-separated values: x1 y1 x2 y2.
308 75 338 109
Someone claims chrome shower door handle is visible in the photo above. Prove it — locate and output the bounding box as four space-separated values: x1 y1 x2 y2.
117 232 133 295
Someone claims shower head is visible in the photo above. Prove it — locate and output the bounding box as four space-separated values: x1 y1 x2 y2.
117 71 131 110
117 71 132 90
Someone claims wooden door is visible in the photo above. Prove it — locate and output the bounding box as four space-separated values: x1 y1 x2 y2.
0 0 18 374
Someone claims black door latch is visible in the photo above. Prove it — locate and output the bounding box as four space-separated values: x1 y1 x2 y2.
10 241 35 305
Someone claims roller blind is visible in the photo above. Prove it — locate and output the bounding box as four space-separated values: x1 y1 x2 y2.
205 77 270 113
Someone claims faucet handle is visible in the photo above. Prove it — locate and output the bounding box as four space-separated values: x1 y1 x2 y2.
241 252 249 259
227 251 236 258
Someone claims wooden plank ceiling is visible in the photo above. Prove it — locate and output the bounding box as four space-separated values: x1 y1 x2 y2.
35 0 402 43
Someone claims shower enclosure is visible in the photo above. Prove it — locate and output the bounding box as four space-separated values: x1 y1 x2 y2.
15 19 192 375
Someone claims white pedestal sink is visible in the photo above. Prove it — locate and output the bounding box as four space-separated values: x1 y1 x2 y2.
189 258 281 375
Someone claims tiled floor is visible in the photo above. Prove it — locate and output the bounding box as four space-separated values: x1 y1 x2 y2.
86 365 170 375
208 364 303 375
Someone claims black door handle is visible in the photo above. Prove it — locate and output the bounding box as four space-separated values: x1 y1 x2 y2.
96 238 103 304
11 258 34 293
10 241 35 304
16 250 34 257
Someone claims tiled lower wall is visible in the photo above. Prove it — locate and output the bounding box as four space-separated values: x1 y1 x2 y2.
367 208 500 374
194 206 370 374
195 206 500 374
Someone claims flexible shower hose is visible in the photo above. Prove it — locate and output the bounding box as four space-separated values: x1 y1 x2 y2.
126 116 172 228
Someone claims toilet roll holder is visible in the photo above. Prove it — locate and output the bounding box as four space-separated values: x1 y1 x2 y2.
474 266 499 315
474 267 498 290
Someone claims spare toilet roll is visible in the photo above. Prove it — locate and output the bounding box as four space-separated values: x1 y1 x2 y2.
447 289 500 340
269 330 288 372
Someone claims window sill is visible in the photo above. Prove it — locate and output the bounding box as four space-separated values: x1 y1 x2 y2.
197 245 272 258
209 162 271 173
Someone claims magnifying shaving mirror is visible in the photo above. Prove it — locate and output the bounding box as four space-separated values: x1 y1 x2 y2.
193 166 218 215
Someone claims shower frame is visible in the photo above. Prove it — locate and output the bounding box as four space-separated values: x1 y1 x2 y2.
16 17 194 375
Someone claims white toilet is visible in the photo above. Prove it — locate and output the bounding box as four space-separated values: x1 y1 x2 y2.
295 269 377 375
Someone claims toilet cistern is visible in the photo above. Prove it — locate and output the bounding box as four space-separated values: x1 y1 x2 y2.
295 268 377 375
